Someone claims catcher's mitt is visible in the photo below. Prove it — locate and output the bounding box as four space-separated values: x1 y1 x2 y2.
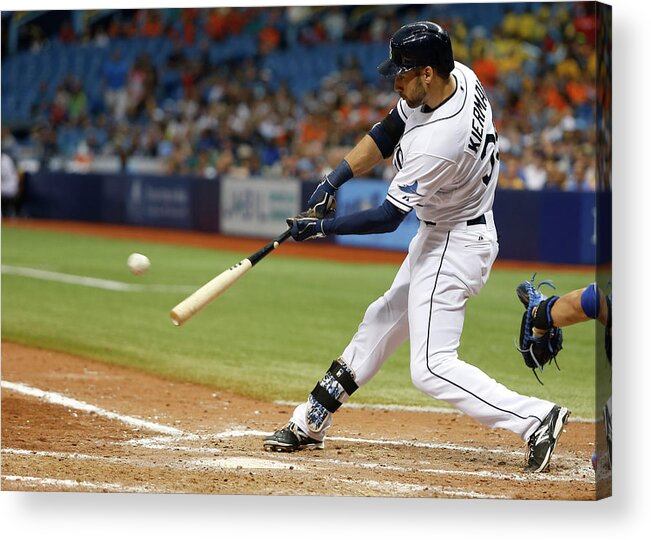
515 274 563 384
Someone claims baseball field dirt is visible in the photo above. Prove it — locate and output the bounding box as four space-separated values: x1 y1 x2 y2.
1 220 610 499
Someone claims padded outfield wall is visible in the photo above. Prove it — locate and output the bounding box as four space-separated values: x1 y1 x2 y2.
20 172 609 265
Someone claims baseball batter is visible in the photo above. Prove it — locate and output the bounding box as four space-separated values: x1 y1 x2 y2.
264 21 570 472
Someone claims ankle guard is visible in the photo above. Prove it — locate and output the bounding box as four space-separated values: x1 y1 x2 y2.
305 358 358 433
532 296 559 331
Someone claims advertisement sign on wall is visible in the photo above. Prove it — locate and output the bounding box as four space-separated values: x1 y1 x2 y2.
220 178 301 237
126 176 192 228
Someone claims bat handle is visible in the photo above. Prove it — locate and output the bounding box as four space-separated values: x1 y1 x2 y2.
274 228 292 244
248 228 292 266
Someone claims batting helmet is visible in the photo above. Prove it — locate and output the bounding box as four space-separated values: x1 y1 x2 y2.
377 21 455 78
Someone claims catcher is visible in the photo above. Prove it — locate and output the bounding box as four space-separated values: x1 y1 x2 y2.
516 275 612 468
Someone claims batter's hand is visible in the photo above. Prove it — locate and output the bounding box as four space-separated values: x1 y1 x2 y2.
308 176 337 219
286 213 326 241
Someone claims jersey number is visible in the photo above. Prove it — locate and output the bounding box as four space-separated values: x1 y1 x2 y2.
393 144 404 171
480 133 499 186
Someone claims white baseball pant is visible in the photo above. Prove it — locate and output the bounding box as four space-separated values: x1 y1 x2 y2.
291 211 554 442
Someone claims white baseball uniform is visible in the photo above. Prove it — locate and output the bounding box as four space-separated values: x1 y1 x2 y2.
291 61 554 442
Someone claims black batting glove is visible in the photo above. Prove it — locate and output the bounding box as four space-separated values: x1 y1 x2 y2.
307 176 337 219
286 216 326 242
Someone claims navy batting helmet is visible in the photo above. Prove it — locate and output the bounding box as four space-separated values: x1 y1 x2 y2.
378 21 455 78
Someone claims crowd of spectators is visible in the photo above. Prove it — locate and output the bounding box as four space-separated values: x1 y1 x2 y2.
3 4 602 191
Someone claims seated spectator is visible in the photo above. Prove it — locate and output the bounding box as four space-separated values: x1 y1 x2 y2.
566 155 596 192
126 62 147 118
544 165 567 191
180 8 198 45
498 154 525 190
1 152 21 217
573 2 597 44
103 51 129 121
141 10 164 38
68 78 88 124
206 8 228 41
59 20 76 43
520 148 548 190
471 46 498 88
259 23 282 55
540 73 569 113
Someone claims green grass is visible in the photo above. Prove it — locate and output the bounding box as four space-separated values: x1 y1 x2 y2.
1 226 602 418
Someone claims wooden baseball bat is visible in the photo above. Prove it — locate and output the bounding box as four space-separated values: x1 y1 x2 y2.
170 228 292 326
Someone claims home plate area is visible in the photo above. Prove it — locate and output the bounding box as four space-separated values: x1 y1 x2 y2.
1 342 605 499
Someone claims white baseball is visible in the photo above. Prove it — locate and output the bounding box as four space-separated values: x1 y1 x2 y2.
127 253 150 275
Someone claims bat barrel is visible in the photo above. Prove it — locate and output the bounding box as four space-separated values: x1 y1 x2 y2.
169 228 292 326
169 258 252 326
170 308 188 326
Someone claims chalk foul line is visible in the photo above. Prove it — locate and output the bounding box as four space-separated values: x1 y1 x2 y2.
1 380 183 435
1 474 153 493
1 264 195 293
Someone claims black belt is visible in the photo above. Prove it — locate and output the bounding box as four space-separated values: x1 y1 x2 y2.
421 214 486 227
467 214 487 226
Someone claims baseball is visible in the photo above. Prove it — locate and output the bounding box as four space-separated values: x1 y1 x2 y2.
127 253 150 275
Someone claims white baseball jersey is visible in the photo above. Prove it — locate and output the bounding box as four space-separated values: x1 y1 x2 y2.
387 62 499 224
290 61 555 444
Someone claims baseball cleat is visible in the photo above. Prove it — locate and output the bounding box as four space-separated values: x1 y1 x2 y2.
263 422 324 452
526 405 570 472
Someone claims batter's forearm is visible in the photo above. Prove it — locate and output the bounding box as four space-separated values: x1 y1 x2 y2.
344 135 385 177
329 123 396 187
321 200 406 235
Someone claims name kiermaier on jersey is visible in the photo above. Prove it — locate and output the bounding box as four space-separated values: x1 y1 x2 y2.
466 80 489 156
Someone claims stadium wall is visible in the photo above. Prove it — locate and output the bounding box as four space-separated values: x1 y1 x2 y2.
21 172 608 265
